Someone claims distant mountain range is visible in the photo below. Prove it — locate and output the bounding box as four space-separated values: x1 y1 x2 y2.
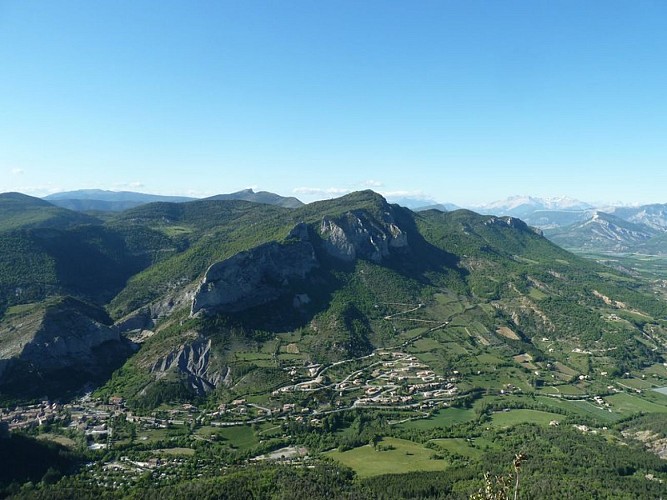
44 188 303 212
44 190 196 212
44 189 459 213
545 211 661 253
34 189 667 254
467 196 667 254
474 195 594 217
608 204 667 232
383 195 461 212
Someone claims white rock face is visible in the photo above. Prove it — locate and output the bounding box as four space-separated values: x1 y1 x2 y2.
388 223 408 248
320 211 408 263
150 336 227 394
320 218 357 261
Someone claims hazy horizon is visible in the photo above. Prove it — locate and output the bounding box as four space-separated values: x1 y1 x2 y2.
4 185 659 211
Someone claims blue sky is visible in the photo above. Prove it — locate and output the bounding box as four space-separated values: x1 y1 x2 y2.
1 1 666 206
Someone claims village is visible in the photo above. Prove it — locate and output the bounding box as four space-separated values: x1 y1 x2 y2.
0 348 462 445
0 346 466 490
2 338 665 492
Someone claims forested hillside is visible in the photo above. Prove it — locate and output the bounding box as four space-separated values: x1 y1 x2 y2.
2 190 667 498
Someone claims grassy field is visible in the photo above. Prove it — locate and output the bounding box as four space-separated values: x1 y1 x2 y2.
616 378 658 390
531 396 617 423
325 437 449 477
410 352 443 366
428 337 470 355
157 225 193 237
36 433 77 448
431 293 466 317
641 363 667 378
430 438 482 458
135 428 172 445
605 392 667 415
552 384 586 395
153 447 195 456
537 386 562 396
477 353 506 365
471 372 532 392
553 362 577 377
411 337 443 352
490 409 563 428
555 399 620 423
398 407 477 430
5 302 42 317
394 327 430 344
210 425 258 450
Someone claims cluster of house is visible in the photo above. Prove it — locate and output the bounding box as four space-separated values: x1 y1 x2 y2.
355 381 458 408
592 395 612 410
273 352 460 413
0 400 61 431
1 350 461 442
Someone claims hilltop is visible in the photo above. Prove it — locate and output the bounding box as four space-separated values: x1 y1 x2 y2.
204 188 304 208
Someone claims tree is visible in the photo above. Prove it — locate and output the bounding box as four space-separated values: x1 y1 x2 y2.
370 433 382 450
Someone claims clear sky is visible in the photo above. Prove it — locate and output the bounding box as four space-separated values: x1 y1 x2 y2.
1 1 666 206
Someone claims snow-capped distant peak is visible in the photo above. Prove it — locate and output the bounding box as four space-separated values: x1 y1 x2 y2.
542 196 594 210
476 195 592 213
480 195 539 211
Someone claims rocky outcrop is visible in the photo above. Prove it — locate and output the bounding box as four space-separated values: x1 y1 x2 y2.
20 312 120 373
320 210 408 263
190 212 411 314
484 216 527 230
115 285 197 336
150 336 228 394
0 298 132 391
191 223 318 315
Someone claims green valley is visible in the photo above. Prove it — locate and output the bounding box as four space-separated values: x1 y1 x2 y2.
2 190 667 498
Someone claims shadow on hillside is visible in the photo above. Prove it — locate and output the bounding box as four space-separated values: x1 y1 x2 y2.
31 226 151 305
388 205 467 284
199 207 467 339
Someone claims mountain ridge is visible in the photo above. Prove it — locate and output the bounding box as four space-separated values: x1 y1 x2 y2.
42 188 304 212
545 211 661 252
204 188 304 208
1 189 666 405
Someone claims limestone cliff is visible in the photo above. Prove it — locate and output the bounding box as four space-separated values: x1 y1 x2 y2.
191 223 318 315
190 212 410 316
319 209 408 263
